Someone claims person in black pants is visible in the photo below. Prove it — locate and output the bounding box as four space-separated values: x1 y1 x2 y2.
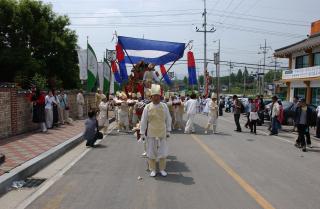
316 105 320 138
233 95 242 132
84 110 99 147
295 99 313 152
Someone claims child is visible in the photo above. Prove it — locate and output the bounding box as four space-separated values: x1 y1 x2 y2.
84 110 98 147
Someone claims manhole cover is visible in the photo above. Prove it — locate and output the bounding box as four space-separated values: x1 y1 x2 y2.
22 178 46 188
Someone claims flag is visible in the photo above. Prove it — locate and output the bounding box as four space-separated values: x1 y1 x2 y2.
187 51 197 85
111 61 122 84
103 62 111 93
87 43 98 91
160 65 172 85
116 43 128 81
77 49 87 80
117 36 185 65
98 62 104 91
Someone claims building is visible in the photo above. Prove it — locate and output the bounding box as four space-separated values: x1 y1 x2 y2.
274 20 320 105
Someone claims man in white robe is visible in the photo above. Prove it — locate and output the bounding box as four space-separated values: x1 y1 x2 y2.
205 93 219 134
140 84 172 177
98 95 109 135
184 93 198 134
76 89 85 119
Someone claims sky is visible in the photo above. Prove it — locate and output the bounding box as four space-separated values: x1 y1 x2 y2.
43 0 320 79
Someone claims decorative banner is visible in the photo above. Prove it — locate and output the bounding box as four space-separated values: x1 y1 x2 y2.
282 65 320 80
98 62 104 91
187 51 197 85
111 61 122 84
160 65 172 85
116 43 128 81
77 49 87 80
102 62 111 94
117 36 185 65
87 43 98 92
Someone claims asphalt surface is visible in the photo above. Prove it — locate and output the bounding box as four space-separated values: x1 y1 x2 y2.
24 113 320 209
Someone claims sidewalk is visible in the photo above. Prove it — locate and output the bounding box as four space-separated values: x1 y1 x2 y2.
0 120 84 176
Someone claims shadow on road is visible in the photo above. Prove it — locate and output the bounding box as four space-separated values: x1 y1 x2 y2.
155 173 195 185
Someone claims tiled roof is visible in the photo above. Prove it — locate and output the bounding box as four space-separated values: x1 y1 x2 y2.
274 33 320 57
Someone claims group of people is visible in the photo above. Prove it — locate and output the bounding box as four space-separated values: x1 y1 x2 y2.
30 86 71 133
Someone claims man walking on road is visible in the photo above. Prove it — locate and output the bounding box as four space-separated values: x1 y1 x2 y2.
140 84 172 177
295 99 313 152
184 93 198 134
204 93 219 134
233 95 242 132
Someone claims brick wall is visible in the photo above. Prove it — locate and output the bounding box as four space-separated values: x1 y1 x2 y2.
0 87 96 140
0 89 11 138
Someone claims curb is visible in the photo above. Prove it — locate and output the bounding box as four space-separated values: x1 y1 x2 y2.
0 117 115 195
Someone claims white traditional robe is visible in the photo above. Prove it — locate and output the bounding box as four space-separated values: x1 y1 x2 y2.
98 101 109 131
140 102 172 159
184 99 197 133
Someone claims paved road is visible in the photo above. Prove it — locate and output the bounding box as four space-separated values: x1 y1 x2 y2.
24 113 320 209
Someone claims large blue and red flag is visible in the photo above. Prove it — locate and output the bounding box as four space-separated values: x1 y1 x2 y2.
111 61 122 84
117 36 185 65
187 51 197 85
160 65 172 85
116 43 128 81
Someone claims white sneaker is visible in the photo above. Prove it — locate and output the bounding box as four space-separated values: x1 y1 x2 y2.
149 170 156 177
204 131 208 134
307 144 313 148
160 170 167 177
141 152 147 157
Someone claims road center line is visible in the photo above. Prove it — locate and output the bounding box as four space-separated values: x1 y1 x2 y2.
191 134 276 209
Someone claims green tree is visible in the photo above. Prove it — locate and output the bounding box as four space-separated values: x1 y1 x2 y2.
236 69 243 83
183 76 188 87
0 0 79 89
264 69 282 83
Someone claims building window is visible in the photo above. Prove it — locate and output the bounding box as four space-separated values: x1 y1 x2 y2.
294 88 306 99
312 88 320 106
295 55 309 69
314 53 320 66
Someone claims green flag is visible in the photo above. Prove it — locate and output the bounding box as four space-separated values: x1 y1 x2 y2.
87 43 98 92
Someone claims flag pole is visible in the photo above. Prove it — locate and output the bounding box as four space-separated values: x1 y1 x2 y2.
86 36 89 92
160 40 193 81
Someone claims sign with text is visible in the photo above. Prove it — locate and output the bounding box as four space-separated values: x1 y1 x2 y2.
282 66 320 80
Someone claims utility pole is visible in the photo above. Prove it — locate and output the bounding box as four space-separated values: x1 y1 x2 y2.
259 39 271 96
196 0 216 97
214 39 220 101
273 57 277 94
243 66 247 96
228 61 233 94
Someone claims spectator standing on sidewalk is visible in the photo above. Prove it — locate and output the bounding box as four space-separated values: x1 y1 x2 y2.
52 90 60 127
45 90 55 128
58 89 69 125
233 95 242 132
77 89 85 119
270 96 280 135
294 99 313 152
316 104 320 138
31 87 47 132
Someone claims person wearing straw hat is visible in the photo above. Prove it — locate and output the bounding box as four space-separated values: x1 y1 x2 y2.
95 88 105 111
204 93 219 134
97 95 109 135
140 84 172 177
117 92 130 132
